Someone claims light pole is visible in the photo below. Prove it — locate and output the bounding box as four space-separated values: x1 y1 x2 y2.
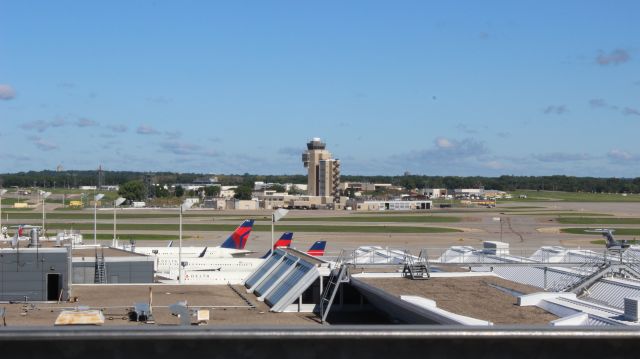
112 197 126 247
40 191 51 237
178 200 195 284
271 208 289 256
94 193 104 245
0 189 7 233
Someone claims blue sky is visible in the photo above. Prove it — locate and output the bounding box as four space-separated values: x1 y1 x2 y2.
1 1 639 176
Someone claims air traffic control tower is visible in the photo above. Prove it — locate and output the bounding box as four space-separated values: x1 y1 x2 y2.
302 138 340 202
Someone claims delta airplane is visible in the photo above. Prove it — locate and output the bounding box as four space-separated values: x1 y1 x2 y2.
132 219 255 258
163 239 327 284
155 232 294 273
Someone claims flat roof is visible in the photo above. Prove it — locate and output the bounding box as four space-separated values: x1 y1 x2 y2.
356 276 558 325
0 240 69 249
2 284 321 327
72 247 147 258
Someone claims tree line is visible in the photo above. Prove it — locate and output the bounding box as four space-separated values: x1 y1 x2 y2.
1 171 639 194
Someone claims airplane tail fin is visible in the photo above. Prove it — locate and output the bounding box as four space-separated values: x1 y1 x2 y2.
198 246 208 258
273 232 293 249
220 219 255 249
306 241 326 256
260 232 294 259
602 230 617 248
167 240 173 248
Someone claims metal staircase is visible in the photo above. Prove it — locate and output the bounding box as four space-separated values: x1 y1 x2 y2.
320 251 351 323
553 249 640 294
549 250 607 292
402 249 431 280
94 248 107 284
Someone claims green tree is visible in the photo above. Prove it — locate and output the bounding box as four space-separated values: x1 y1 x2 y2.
234 185 253 200
204 185 220 197
118 180 145 202
175 185 185 197
346 188 357 199
154 185 170 198
270 184 286 193
288 184 306 195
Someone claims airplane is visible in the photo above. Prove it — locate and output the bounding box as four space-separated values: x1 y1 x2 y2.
306 241 326 256
164 240 328 284
157 231 294 273
132 219 255 258
588 229 630 251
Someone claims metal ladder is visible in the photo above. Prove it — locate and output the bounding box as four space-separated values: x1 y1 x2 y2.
552 250 608 292
402 249 431 280
94 248 107 284
320 251 350 323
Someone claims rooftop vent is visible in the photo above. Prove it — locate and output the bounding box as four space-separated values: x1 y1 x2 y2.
624 297 640 322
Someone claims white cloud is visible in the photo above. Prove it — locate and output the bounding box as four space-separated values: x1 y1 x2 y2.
589 99 608 108
21 119 67 132
533 152 593 163
28 136 59 151
164 130 182 139
483 161 505 170
607 149 636 162
159 141 219 157
107 124 128 133
398 137 489 165
596 49 631 66
435 137 454 149
543 105 568 115
136 124 160 135
622 107 640 117
0 84 16 100
76 118 99 127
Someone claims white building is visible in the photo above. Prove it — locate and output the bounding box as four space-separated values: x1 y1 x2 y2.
424 188 447 199
351 200 432 211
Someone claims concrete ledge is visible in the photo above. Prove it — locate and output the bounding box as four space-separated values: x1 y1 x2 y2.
2 326 640 359
401 295 492 326
551 313 588 326
518 292 577 306
351 278 491 325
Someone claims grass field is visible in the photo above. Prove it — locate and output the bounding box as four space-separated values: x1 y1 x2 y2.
557 218 640 225
282 216 462 223
503 190 640 202
0 208 35 212
31 222 461 234
561 228 640 236
0 198 31 205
